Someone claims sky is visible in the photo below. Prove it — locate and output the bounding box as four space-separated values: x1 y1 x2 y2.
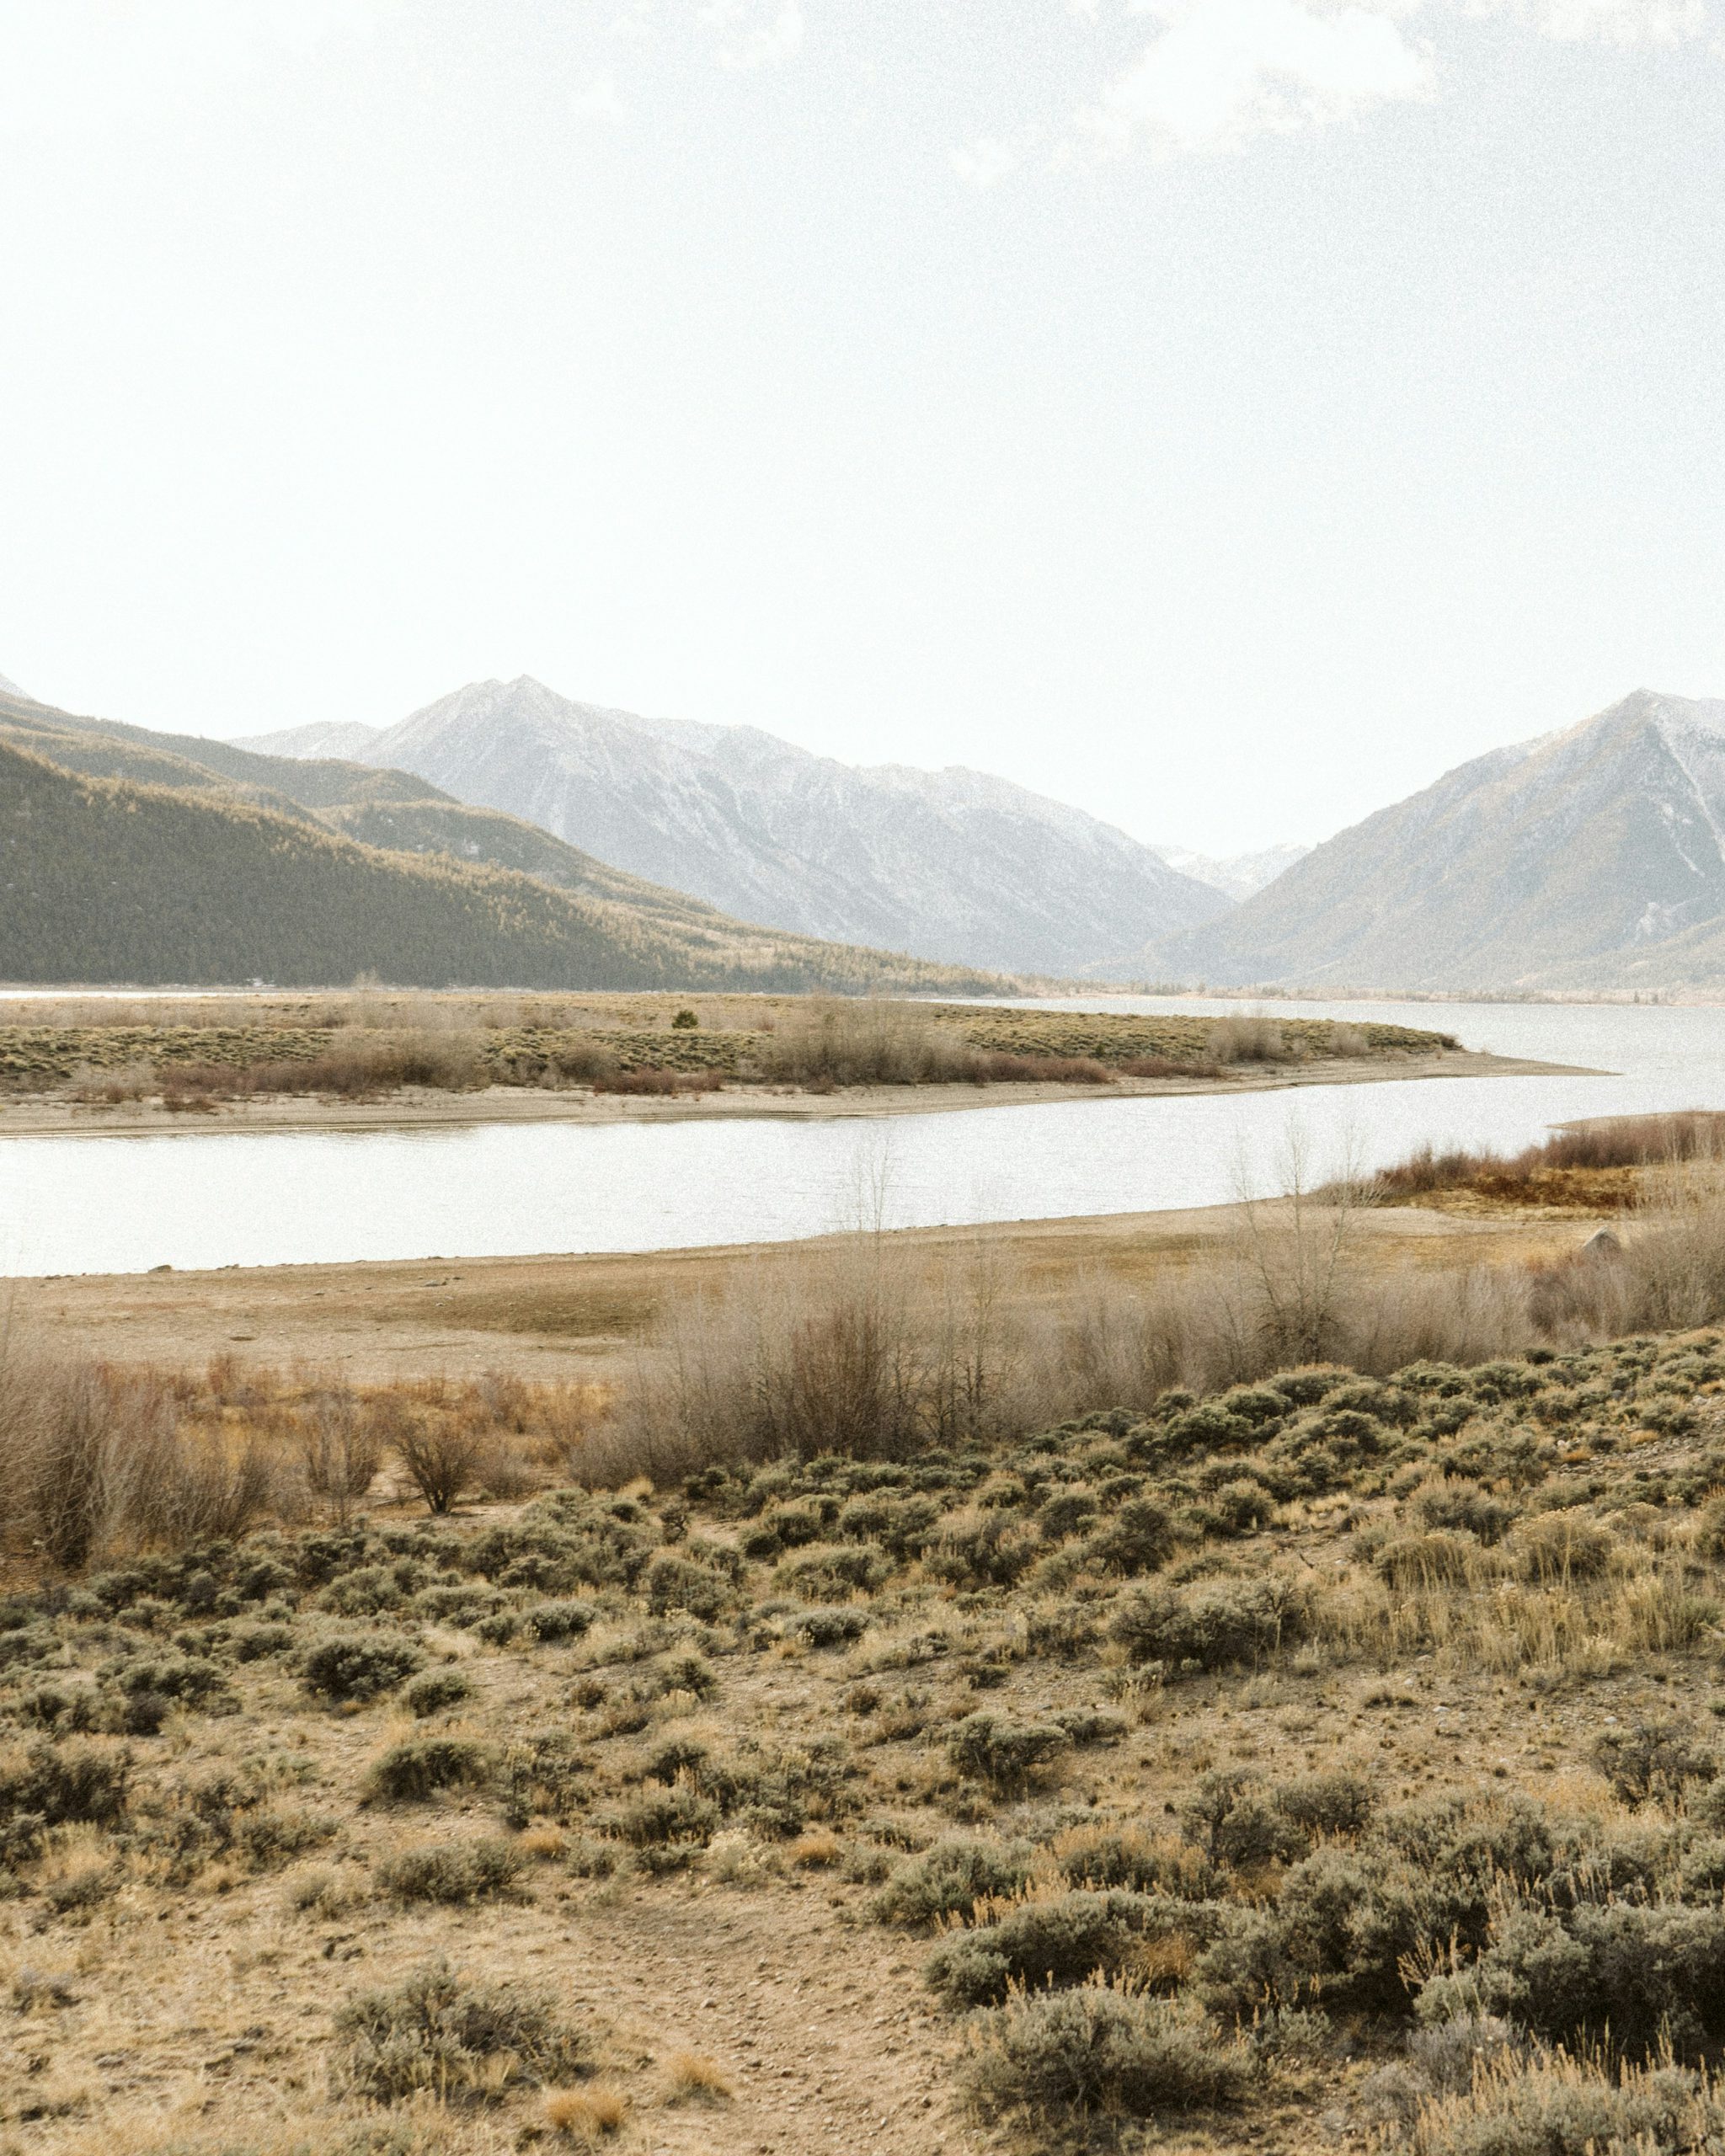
2 2 1722 855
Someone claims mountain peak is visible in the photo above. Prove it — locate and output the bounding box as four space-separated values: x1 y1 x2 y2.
263 673 1231 974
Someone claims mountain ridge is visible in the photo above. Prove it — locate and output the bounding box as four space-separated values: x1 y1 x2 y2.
0 689 1012 995
243 675 1231 975
1151 689 1725 992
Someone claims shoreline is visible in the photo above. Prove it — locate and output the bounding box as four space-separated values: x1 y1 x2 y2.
5 1193 1608 1385
0 1046 1591 1140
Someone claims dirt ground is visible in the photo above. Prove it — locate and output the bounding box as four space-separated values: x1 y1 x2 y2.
4 1201 1601 1386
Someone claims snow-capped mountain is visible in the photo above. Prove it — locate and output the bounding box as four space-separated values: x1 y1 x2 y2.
1151 841 1311 902
243 676 1231 975
1153 690 1725 992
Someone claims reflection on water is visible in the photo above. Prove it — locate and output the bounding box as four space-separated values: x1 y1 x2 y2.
0 997 1722 1277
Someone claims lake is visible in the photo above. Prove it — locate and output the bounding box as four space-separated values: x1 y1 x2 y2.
0 996 1721 1277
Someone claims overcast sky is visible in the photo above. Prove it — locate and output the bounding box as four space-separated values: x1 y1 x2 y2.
2 2 1722 853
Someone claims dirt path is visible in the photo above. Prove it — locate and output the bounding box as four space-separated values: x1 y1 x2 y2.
572 1885 984 2155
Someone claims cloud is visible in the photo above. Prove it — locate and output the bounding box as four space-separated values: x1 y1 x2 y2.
1503 0 1709 42
698 0 805 70
1081 0 1434 155
0 0 385 138
950 134 1027 188
573 69 626 122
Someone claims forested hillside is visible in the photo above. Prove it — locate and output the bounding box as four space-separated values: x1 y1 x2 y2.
0 742 1006 993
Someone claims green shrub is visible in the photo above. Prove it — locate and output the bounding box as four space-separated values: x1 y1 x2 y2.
1050 1823 1215 1898
962 1981 1246 2120
872 1836 1033 1927
376 1837 526 1904
1109 1577 1305 1672
772 1543 892 1600
644 1551 734 1620
926 1513 1039 1590
233 1802 339 1867
523 1598 596 1642
925 1890 1204 2008
0 1737 131 1827
947 1712 1071 1794
364 1737 492 1804
1081 1497 1173 1577
402 1668 476 1718
300 1629 425 1701
1407 2050 1723 2156
332 1960 588 2100
601 1785 720 1849
786 1605 870 1648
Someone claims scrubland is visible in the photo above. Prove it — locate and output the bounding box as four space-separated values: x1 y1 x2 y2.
12 1136 1725 2153
0 993 1460 1116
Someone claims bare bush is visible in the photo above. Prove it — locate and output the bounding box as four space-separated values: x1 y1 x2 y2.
753 1001 980 1087
1205 1013 1295 1065
295 1387 382 1524
381 1391 493 1514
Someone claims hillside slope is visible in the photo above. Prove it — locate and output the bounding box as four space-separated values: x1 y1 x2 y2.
1154 689 1725 990
0 741 1008 993
246 675 1230 974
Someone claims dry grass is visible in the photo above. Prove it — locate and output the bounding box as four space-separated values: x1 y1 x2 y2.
544 2084 631 2142
664 2050 735 2100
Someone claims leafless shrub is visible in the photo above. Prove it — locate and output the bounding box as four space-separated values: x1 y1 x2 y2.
295 1388 382 1524
1205 1013 1295 1065
753 1001 980 1087
381 1391 493 1514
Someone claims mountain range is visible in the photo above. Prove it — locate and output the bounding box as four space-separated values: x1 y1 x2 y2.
243 677 1230 976
1154 690 1725 992
1151 841 1311 903
0 685 1002 994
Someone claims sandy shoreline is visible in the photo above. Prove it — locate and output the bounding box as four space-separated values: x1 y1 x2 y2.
5 1195 1605 1385
0 1047 1589 1140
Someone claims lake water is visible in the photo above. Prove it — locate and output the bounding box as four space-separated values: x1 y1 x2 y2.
1 997 1722 1277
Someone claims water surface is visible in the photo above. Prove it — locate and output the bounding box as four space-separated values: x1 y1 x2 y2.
1 997 1721 1277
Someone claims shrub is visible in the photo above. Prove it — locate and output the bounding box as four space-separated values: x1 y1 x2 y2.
1407 2048 1724 2156
772 1543 892 1599
333 1960 589 2100
1511 1514 1613 1582
872 1836 1033 1927
1591 1720 1716 1807
299 1628 425 1701
1109 1577 1305 1672
601 1785 720 1850
0 1737 131 1828
785 1605 870 1648
947 1712 1071 1794
384 1400 491 1515
1050 1823 1215 1898
525 1598 596 1642
962 1981 1246 2120
644 1551 734 1621
925 1890 1195 2008
377 1837 526 1904
364 1737 492 1804
403 1668 476 1718
1081 1497 1173 1577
